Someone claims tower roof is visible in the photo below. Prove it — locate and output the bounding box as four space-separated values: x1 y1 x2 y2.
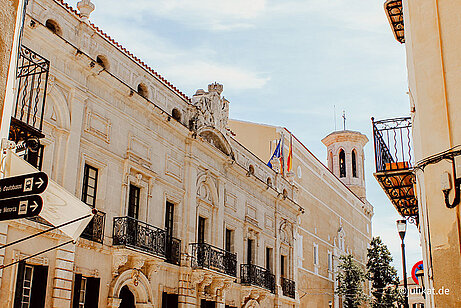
321 130 369 147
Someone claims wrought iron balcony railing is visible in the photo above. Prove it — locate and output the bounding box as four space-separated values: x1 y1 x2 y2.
190 242 237 277
281 277 296 299
165 235 181 266
113 216 181 264
81 209 105 243
9 45 49 169
240 264 275 293
372 117 418 224
372 117 412 172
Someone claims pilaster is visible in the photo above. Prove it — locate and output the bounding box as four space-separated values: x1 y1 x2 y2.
51 243 75 308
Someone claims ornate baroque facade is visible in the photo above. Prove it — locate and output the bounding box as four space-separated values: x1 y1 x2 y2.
0 0 373 307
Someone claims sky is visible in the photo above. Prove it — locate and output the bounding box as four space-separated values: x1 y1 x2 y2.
67 0 422 277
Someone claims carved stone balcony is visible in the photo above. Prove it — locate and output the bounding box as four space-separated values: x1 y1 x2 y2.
281 277 296 299
113 216 181 265
81 209 105 243
372 117 418 224
190 242 237 277
240 264 275 293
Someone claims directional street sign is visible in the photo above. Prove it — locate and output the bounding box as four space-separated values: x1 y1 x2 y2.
0 195 43 221
0 172 48 200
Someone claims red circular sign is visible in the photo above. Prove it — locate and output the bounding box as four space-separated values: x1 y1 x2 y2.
411 261 424 285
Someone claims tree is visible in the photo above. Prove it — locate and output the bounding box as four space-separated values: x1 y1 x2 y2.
336 254 366 308
366 237 401 308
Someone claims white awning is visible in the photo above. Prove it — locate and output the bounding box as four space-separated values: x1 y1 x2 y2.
5 150 93 240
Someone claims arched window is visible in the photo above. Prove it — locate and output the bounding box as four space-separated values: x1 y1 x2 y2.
339 149 346 178
328 151 333 171
352 149 357 178
45 19 61 35
137 83 148 99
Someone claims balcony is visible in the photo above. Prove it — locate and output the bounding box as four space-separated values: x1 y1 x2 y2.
240 264 275 293
384 0 404 44
9 45 49 169
113 216 181 265
281 277 296 299
190 242 237 277
372 117 418 224
80 209 105 243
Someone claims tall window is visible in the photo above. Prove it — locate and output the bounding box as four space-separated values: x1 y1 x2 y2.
198 216 206 243
82 164 98 207
327 251 333 271
352 150 357 178
128 185 140 219
339 149 346 178
313 244 319 266
266 247 273 272
247 239 254 264
225 228 234 252
165 201 174 238
14 261 48 308
281 255 286 277
72 274 100 308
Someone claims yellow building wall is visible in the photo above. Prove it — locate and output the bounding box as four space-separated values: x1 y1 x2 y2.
0 0 19 119
402 0 461 306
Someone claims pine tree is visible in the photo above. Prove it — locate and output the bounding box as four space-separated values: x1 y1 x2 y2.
336 254 366 308
366 237 401 308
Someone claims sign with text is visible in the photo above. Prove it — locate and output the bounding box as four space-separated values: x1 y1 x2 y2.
0 195 43 221
0 172 48 200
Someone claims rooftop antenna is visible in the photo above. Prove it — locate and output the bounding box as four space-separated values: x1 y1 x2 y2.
342 110 346 130
334 105 337 131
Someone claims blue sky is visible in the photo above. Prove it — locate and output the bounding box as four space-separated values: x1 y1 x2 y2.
68 0 422 277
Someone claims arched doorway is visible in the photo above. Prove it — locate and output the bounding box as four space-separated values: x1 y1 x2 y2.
119 285 135 308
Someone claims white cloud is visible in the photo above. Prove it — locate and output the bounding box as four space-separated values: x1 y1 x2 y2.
166 61 270 91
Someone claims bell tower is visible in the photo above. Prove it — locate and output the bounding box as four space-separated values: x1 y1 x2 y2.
322 130 369 200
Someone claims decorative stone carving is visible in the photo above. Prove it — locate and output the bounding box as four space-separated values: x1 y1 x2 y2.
191 83 229 133
77 0 95 21
198 274 213 294
112 252 128 276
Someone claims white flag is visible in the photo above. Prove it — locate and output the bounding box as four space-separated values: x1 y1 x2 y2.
5 150 93 240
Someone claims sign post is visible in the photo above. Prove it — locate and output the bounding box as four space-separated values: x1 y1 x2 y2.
0 195 43 220
0 172 48 199
0 171 48 221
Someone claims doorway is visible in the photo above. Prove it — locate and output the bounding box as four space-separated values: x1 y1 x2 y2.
119 285 135 308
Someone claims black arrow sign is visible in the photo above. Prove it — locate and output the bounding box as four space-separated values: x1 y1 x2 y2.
0 172 48 200
0 195 43 221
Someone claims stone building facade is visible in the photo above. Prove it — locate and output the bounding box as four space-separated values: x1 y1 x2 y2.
0 0 300 307
0 0 373 307
228 121 373 308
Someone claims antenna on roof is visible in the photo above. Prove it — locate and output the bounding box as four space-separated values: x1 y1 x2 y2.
342 110 346 131
334 105 337 131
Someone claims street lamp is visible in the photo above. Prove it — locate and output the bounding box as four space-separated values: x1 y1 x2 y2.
397 219 409 308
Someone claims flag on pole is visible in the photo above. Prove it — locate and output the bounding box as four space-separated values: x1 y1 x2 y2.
267 138 282 170
287 133 293 173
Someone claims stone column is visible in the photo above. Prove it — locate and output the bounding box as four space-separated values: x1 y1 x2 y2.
62 88 86 192
51 242 75 308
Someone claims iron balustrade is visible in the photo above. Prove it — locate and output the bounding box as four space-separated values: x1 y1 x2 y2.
11 45 49 135
190 242 237 277
81 209 105 243
165 236 181 266
281 277 296 299
240 264 275 293
372 117 412 173
113 216 181 264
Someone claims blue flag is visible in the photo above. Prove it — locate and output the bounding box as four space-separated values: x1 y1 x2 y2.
268 139 282 169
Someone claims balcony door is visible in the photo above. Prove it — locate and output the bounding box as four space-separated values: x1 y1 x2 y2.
165 201 174 238
128 185 140 219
